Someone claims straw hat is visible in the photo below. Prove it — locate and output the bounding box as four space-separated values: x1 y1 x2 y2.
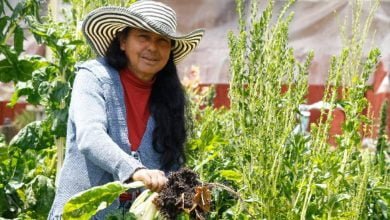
82 0 205 63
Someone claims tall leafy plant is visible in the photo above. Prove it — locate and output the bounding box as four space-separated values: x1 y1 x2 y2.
186 0 389 219
0 1 57 218
0 0 135 218
227 0 314 217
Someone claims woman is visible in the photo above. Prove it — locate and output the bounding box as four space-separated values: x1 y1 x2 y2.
48 1 204 219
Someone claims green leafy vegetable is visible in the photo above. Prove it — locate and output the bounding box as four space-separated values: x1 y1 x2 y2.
62 181 144 220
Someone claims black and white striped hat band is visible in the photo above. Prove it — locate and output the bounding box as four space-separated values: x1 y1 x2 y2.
82 0 205 63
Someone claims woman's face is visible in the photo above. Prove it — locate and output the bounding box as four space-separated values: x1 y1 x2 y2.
120 28 172 81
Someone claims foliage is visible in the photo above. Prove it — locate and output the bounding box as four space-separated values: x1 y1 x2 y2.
184 0 389 219
0 0 389 219
0 2 58 217
0 0 136 218
0 0 137 153
10 120 54 152
0 142 56 219
62 168 216 220
0 0 41 82
63 181 143 220
376 101 390 173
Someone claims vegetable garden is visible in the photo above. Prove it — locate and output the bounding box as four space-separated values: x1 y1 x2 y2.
0 0 389 219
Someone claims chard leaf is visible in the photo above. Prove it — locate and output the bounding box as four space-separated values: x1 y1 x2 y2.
17 59 34 81
49 81 71 104
63 181 144 220
25 175 55 216
0 58 16 82
50 108 68 137
10 120 54 151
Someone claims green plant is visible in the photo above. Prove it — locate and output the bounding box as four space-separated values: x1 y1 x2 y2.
184 0 389 219
1 0 388 219
0 0 136 218
0 142 56 219
0 0 42 83
376 100 389 172
63 181 144 220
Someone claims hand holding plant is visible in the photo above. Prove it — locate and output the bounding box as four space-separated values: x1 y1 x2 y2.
63 168 236 220
131 168 168 193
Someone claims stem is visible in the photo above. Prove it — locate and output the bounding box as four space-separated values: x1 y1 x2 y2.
55 137 65 187
300 172 314 219
206 182 242 200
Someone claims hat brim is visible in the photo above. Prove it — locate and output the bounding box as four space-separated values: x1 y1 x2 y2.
82 6 205 63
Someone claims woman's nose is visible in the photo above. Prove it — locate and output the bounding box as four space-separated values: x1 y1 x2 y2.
147 40 158 51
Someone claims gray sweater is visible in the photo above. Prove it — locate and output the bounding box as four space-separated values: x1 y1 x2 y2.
48 58 172 219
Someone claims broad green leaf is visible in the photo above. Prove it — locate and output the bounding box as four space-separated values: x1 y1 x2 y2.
50 81 71 104
219 170 242 182
17 59 34 81
14 26 24 54
9 81 40 106
63 181 144 220
25 175 55 216
10 121 54 151
50 109 68 137
0 59 15 82
0 56 35 83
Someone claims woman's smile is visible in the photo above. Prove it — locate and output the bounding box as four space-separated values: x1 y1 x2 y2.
141 55 160 64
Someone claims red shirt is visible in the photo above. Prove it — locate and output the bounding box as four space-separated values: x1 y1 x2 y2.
119 68 154 151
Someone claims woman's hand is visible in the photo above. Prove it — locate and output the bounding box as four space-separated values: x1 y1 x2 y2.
132 169 168 192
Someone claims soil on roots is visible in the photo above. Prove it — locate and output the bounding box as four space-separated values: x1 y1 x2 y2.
153 168 211 220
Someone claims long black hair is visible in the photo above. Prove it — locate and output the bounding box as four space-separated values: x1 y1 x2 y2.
105 28 187 170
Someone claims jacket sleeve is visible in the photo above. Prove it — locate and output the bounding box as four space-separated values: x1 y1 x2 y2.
69 67 144 182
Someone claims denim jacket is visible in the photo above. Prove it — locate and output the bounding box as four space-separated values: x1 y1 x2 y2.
48 58 172 219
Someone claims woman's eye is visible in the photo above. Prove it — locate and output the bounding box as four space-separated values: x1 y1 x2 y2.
138 34 149 40
159 39 170 46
